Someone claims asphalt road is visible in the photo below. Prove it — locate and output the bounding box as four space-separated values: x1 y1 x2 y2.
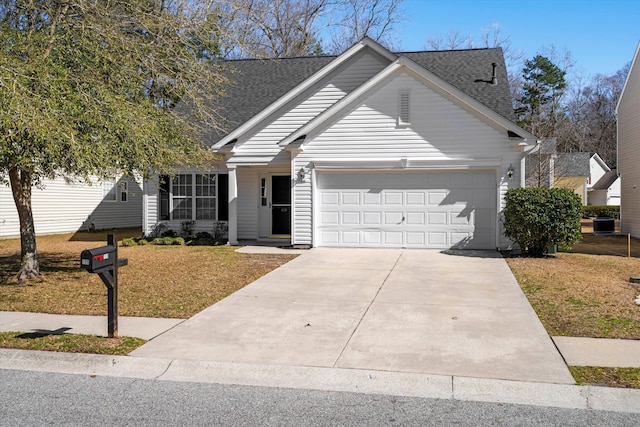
2 369 640 426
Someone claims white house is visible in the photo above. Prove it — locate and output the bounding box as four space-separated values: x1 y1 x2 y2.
617 42 640 237
587 153 620 206
588 153 610 191
142 38 535 250
0 175 142 238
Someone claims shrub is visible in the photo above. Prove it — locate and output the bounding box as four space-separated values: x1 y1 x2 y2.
503 187 582 257
161 229 178 238
582 205 620 219
181 220 195 237
136 238 148 246
121 238 138 247
192 231 215 246
172 237 185 246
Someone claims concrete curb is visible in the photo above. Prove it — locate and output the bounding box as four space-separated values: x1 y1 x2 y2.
2 349 640 414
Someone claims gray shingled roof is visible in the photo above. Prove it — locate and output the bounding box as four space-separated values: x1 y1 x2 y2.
555 153 591 177
205 47 515 146
592 169 619 190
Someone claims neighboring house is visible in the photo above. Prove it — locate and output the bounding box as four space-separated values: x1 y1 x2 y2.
588 153 610 191
617 42 640 237
525 139 590 204
0 175 142 239
553 153 591 205
143 38 536 250
589 170 621 206
587 154 620 206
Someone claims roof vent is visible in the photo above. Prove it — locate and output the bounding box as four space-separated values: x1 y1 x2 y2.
474 63 498 86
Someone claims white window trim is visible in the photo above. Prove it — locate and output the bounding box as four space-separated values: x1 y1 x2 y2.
169 173 219 221
103 179 117 202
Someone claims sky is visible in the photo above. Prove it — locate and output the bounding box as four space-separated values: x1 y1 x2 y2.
397 0 640 78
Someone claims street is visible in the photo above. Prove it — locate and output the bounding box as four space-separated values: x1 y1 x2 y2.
1 369 639 426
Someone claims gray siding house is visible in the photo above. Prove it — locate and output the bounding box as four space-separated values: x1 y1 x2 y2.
143 38 535 249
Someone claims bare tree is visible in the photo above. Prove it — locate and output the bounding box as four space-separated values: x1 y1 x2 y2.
326 0 403 53
424 23 524 89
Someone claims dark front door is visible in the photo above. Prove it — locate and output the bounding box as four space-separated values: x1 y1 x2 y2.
271 175 291 235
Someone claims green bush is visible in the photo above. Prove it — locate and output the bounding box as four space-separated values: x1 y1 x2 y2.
503 187 582 257
172 237 185 246
582 205 620 219
121 238 138 247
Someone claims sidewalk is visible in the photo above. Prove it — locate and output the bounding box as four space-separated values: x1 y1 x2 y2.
3 311 640 368
2 311 640 413
0 311 184 341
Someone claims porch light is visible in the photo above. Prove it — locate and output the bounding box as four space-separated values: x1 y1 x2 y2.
507 164 514 180
297 167 306 180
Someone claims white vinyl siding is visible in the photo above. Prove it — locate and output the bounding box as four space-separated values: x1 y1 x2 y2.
291 71 522 248
231 48 389 164
618 46 640 237
0 175 142 238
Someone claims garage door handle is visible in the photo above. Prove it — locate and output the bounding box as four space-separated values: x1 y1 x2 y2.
402 216 405 222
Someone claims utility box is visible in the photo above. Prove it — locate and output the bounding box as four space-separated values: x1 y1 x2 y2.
80 245 117 273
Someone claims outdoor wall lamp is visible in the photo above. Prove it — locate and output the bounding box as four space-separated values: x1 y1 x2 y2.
297 167 306 180
507 164 514 180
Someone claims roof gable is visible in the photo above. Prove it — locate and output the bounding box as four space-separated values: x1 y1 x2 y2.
592 169 619 190
280 55 534 148
210 40 522 151
211 38 396 149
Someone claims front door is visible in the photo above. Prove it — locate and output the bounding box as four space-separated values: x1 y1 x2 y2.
271 175 291 235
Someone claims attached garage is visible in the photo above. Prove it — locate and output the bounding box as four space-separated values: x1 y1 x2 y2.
315 170 497 249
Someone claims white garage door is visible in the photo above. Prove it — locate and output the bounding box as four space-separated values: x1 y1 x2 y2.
316 170 496 249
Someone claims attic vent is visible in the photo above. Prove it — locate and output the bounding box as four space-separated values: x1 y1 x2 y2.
398 90 410 126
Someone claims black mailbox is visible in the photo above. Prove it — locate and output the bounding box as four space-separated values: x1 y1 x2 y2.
80 245 116 273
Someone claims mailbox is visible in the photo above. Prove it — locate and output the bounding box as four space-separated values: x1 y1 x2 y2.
80 245 116 273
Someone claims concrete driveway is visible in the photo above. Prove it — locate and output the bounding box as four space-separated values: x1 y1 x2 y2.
131 248 574 384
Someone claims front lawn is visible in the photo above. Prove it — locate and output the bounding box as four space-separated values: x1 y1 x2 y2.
0 230 297 318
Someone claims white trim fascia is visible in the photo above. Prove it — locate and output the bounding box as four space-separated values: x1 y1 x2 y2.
212 38 397 151
616 41 640 114
280 56 535 148
590 153 611 172
312 158 503 171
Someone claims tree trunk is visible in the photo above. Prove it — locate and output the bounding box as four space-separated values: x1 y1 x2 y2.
8 167 42 282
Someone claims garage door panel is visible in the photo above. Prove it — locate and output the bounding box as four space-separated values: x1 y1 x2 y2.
322 192 340 204
428 192 447 205
322 211 340 225
363 212 381 225
428 212 447 225
363 192 381 204
343 231 360 244
406 192 425 205
406 212 425 225
317 171 496 249
384 212 404 225
342 212 360 224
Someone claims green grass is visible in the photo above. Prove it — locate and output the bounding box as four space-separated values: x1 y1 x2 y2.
570 366 640 389
0 331 145 355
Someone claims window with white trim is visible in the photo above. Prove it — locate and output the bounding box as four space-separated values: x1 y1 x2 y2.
120 181 128 202
161 173 228 221
397 90 410 127
103 180 117 201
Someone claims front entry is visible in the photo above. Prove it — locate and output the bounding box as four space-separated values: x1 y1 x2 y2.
271 175 291 235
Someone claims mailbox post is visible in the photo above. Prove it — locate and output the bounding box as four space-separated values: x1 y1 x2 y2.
80 234 128 338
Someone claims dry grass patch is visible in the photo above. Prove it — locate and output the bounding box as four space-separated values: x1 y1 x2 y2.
506 230 640 339
0 230 297 318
